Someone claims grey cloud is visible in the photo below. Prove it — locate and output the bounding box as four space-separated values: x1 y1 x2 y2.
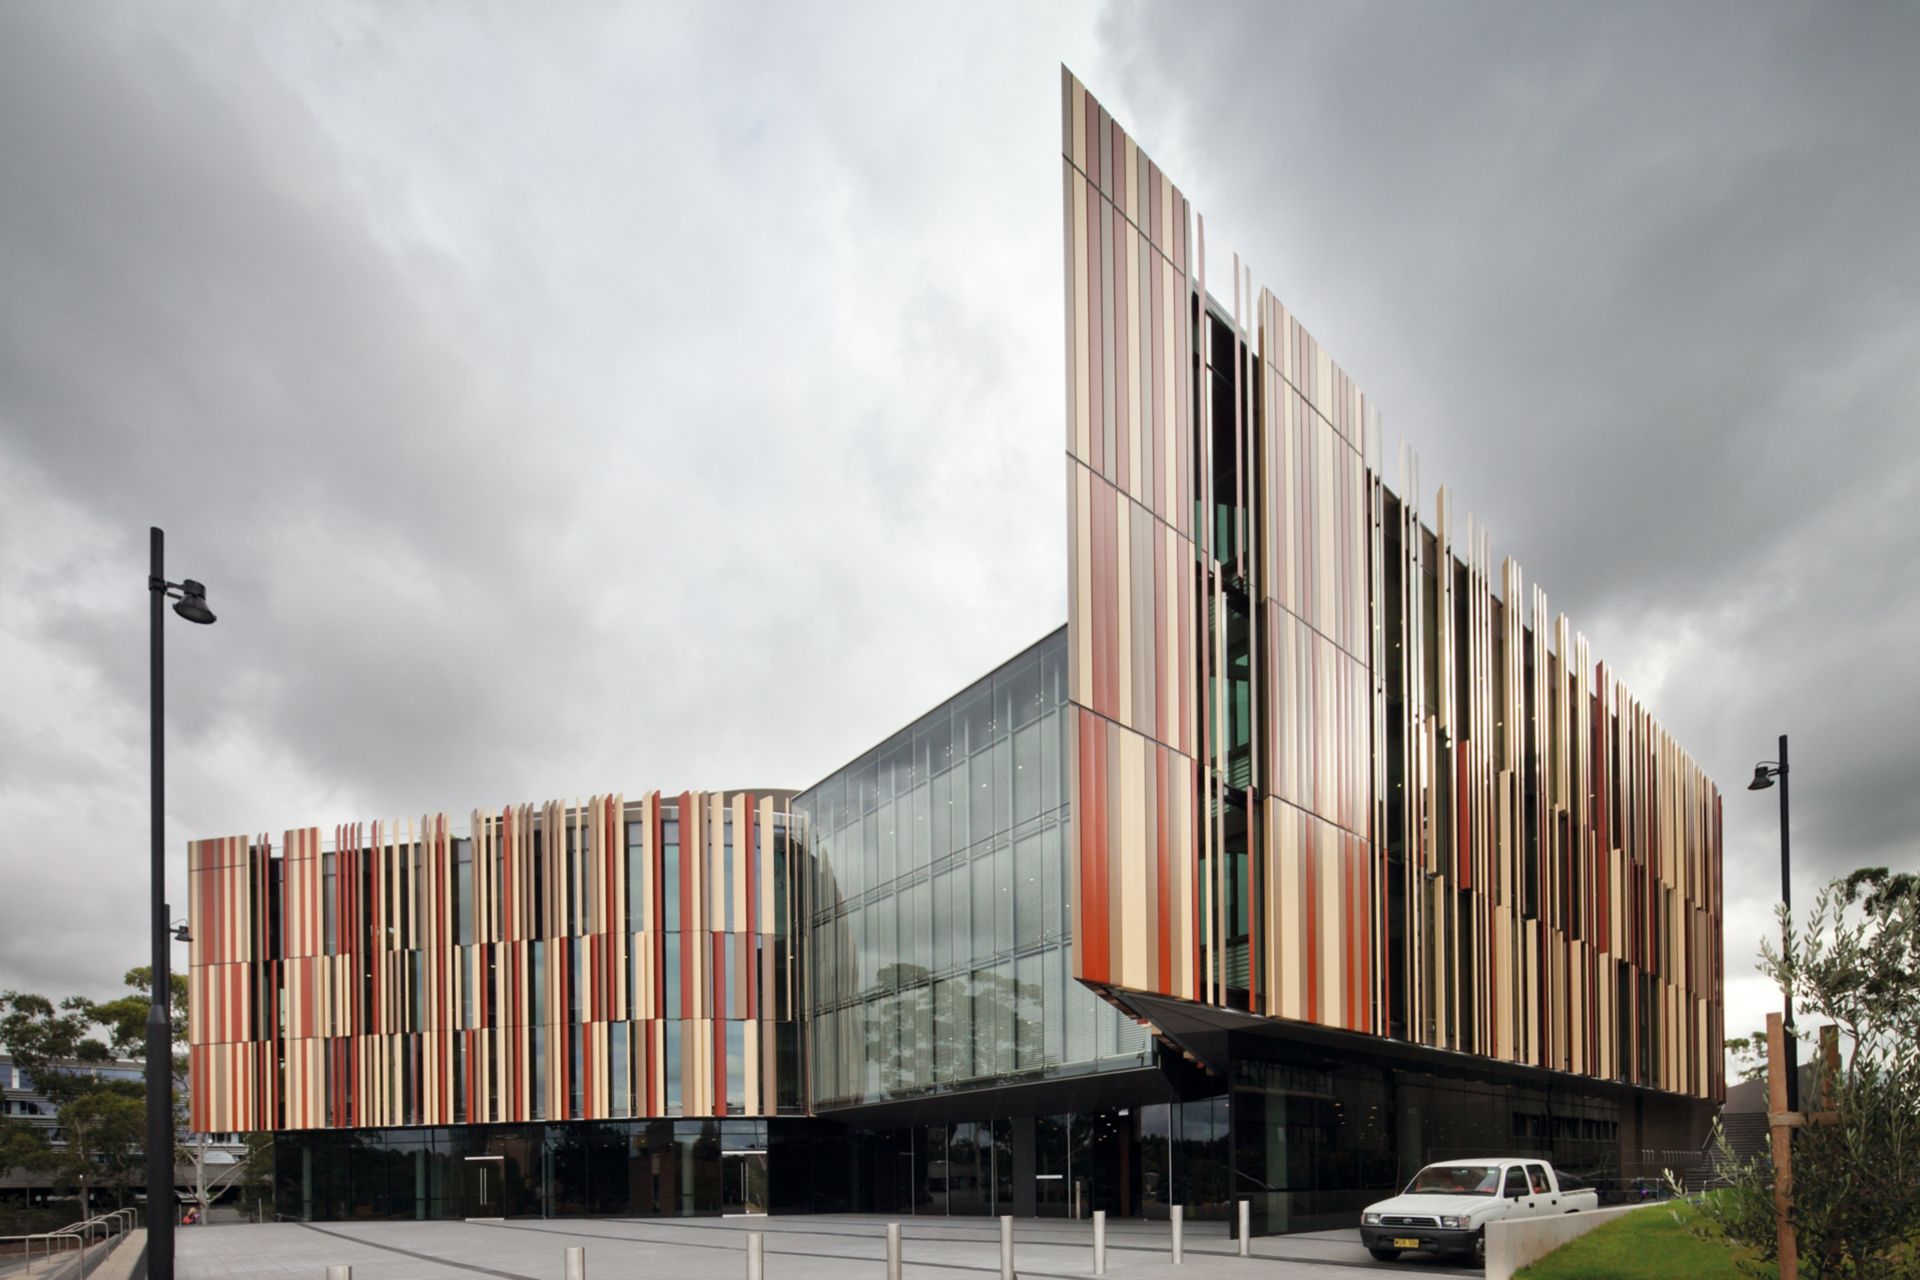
2 0 1913 1037
1098 1 1920 899
0 1 1104 1000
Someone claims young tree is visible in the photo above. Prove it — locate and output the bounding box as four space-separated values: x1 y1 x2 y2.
1695 867 1920 1277
51 1085 148 1215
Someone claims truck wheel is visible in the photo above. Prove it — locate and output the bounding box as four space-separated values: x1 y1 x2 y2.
1473 1229 1486 1264
1367 1246 1400 1261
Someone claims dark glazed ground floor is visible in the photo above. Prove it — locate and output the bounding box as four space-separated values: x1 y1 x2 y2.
272 1034 1713 1231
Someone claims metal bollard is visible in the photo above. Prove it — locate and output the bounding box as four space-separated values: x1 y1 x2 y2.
886 1222 902 1280
1171 1204 1184 1264
327 1268 352 1280
565 1246 586 1280
999 1215 1014 1280
1237 1200 1250 1256
747 1232 764 1280
1093 1209 1106 1276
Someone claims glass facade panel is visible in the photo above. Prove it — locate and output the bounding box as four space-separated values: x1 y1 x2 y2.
725 1021 746 1114
795 629 1148 1110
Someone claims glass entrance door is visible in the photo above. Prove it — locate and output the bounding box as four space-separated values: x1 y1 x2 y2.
463 1155 505 1219
720 1150 768 1216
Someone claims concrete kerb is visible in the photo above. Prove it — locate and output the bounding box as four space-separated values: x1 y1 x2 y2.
1486 1201 1664 1280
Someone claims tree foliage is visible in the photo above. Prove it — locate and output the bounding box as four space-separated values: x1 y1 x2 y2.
0 969 192 1217
88 968 189 1065
0 993 110 1106
1694 868 1920 1277
0 1115 53 1176
1724 1027 1774 1085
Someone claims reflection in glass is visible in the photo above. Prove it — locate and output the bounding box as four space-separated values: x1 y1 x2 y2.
794 628 1150 1111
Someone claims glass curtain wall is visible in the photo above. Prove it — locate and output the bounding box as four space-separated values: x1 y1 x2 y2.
274 1119 792 1221
795 629 1151 1110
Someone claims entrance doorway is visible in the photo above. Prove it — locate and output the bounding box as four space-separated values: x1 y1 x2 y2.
463 1155 505 1220
721 1150 768 1216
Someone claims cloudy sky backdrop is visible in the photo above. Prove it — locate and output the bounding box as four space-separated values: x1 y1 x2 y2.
3 2 1915 1065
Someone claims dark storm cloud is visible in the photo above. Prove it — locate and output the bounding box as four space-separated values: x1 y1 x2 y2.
1094 1 1920 1034
1098 0 1920 866
1 0 1913 1055
0 1 1102 998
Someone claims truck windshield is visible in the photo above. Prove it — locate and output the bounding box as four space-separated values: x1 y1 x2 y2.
1406 1165 1502 1196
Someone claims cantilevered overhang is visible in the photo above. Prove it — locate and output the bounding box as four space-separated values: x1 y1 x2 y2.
1106 987 1716 1108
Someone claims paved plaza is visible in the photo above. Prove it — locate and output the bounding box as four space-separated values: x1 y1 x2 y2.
178 1216 1479 1280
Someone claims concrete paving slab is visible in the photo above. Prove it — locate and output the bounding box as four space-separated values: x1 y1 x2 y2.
179 1216 1482 1280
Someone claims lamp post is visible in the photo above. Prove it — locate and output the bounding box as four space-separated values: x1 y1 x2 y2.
1747 734 1796 1113
149 527 215 1280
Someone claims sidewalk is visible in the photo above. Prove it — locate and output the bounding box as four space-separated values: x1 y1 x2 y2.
178 1215 1480 1280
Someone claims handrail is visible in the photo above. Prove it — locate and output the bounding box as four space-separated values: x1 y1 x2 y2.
6 1210 139 1279
48 1213 131 1255
0 1230 84 1279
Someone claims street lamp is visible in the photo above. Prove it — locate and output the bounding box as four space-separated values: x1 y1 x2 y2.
1747 734 1796 1113
149 527 215 1280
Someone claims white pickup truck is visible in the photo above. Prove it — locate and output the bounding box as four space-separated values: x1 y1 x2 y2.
1358 1158 1599 1264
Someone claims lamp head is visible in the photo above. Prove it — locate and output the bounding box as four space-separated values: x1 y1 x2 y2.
172 579 216 625
1748 764 1775 792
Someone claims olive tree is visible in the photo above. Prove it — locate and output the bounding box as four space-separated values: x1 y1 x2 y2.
1695 868 1920 1277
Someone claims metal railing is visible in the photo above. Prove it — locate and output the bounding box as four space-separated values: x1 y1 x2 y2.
1 1208 141 1280
0 1232 82 1278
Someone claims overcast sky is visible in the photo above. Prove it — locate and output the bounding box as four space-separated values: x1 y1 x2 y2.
2 3 1915 1065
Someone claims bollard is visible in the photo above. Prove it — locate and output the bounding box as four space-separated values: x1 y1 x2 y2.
999 1215 1014 1280
746 1232 764 1280
1171 1204 1184 1264
565 1246 586 1280
886 1222 902 1280
1093 1209 1106 1277
1236 1200 1250 1256
327 1268 352 1280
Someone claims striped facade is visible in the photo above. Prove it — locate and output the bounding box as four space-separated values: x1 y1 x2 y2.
188 791 800 1134
1061 62 1203 1007
1061 70 1724 1103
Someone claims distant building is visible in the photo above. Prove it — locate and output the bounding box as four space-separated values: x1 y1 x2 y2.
0 1043 249 1205
187 71 1724 1232
0 1052 247 1206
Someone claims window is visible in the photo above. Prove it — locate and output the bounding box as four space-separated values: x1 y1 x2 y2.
725 1022 746 1114
663 1023 681 1113
530 1026 545 1120
972 855 995 962
662 821 680 930
723 814 735 933
1504 1167 1529 1197
611 1025 630 1116
627 821 648 932
454 839 474 946
322 852 337 955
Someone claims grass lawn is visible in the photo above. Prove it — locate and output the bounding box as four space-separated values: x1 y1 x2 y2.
1515 1199 1775 1280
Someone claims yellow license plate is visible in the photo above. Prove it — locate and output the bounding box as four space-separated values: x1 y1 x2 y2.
1393 1237 1421 1249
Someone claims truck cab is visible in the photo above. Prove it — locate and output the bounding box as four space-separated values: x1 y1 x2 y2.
1358 1158 1599 1263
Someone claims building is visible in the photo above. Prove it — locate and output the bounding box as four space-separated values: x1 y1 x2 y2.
0 1053 247 1208
187 73 1724 1231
